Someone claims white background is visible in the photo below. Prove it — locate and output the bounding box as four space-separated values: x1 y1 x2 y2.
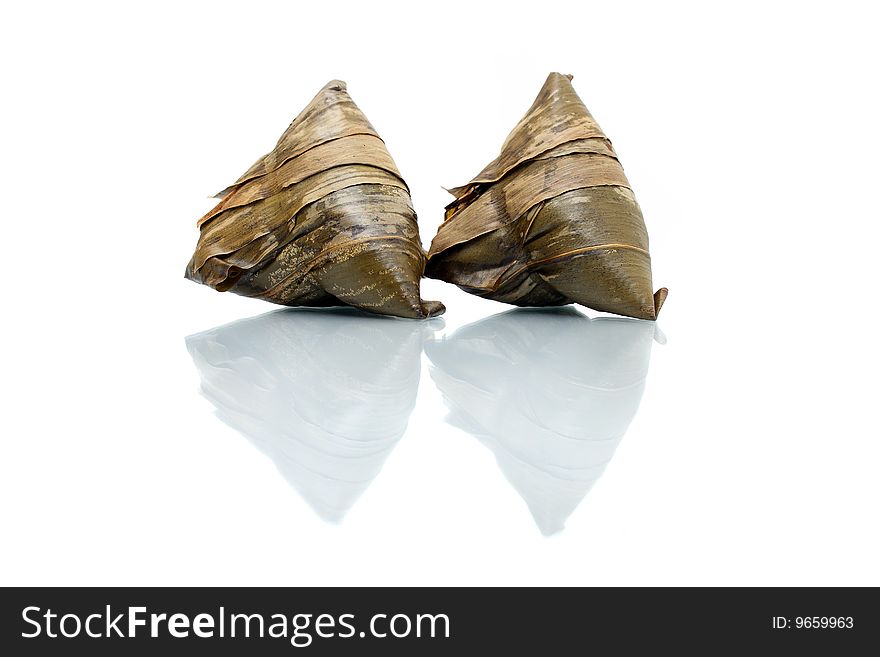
2 1 878 586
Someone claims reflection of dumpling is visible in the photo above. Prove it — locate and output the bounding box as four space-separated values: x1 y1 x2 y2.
426 307 659 535
186 308 435 522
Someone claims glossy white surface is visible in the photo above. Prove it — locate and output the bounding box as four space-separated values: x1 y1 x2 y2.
2 1 878 586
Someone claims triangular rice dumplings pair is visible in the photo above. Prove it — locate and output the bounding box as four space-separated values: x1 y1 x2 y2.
186 75 665 320
186 80 444 319
426 73 667 320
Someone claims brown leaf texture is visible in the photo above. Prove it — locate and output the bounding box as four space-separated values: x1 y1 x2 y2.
186 80 444 319
426 73 666 320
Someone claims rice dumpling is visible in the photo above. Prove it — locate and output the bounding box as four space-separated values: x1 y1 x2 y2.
426 73 666 320
186 80 444 319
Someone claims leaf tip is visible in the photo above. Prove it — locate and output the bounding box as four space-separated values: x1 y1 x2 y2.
653 288 668 317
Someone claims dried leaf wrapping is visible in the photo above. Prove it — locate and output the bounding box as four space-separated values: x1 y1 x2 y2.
186 80 444 319
426 73 667 320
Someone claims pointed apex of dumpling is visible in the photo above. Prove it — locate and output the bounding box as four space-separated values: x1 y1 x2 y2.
447 73 609 200
215 79 380 199
499 72 592 153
